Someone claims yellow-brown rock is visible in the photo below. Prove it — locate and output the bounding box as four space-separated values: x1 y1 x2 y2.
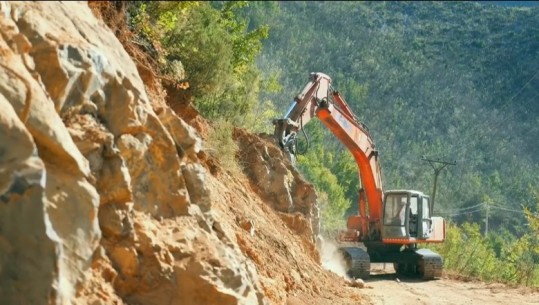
0 2 266 304
233 128 320 239
0 2 365 305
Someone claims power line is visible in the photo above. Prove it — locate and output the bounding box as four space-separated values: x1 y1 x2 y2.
453 93 539 164
507 69 539 106
386 62 539 166
450 68 539 157
457 202 486 211
437 202 485 214
429 64 539 165
438 207 484 217
490 205 525 214
437 202 528 217
401 83 539 166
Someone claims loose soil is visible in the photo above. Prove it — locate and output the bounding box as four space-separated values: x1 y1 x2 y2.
360 264 539 305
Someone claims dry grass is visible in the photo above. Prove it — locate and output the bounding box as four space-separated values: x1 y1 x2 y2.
205 119 244 178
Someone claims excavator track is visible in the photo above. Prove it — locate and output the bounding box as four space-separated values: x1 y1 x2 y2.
416 249 443 280
394 248 443 280
339 247 371 279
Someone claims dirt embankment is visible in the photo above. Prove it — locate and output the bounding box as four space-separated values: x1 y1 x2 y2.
0 2 363 305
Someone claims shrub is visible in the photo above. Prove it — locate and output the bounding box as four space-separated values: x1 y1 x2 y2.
128 1 269 125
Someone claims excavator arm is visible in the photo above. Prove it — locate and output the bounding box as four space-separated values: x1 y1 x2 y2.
273 72 384 240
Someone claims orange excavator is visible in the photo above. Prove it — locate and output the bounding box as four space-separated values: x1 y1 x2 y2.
273 72 446 280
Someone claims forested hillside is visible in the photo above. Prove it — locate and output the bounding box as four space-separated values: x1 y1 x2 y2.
116 1 539 286
239 1 539 237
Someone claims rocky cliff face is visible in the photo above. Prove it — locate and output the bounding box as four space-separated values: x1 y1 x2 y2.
0 2 363 305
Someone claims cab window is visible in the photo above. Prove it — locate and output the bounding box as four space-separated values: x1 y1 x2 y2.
384 194 407 226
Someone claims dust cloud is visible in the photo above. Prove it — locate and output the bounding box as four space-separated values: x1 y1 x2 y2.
317 236 350 280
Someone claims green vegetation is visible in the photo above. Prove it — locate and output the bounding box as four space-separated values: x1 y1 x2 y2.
128 1 271 123
125 1 277 173
123 1 539 286
431 209 539 286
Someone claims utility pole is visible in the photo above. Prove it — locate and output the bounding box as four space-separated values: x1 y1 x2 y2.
421 157 456 213
485 203 489 236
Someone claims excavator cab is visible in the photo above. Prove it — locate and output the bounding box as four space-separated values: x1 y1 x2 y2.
382 190 433 241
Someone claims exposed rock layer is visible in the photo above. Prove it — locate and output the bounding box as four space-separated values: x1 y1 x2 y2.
0 2 264 304
0 2 361 305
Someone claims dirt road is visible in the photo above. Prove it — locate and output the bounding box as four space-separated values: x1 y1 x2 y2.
361 264 539 305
